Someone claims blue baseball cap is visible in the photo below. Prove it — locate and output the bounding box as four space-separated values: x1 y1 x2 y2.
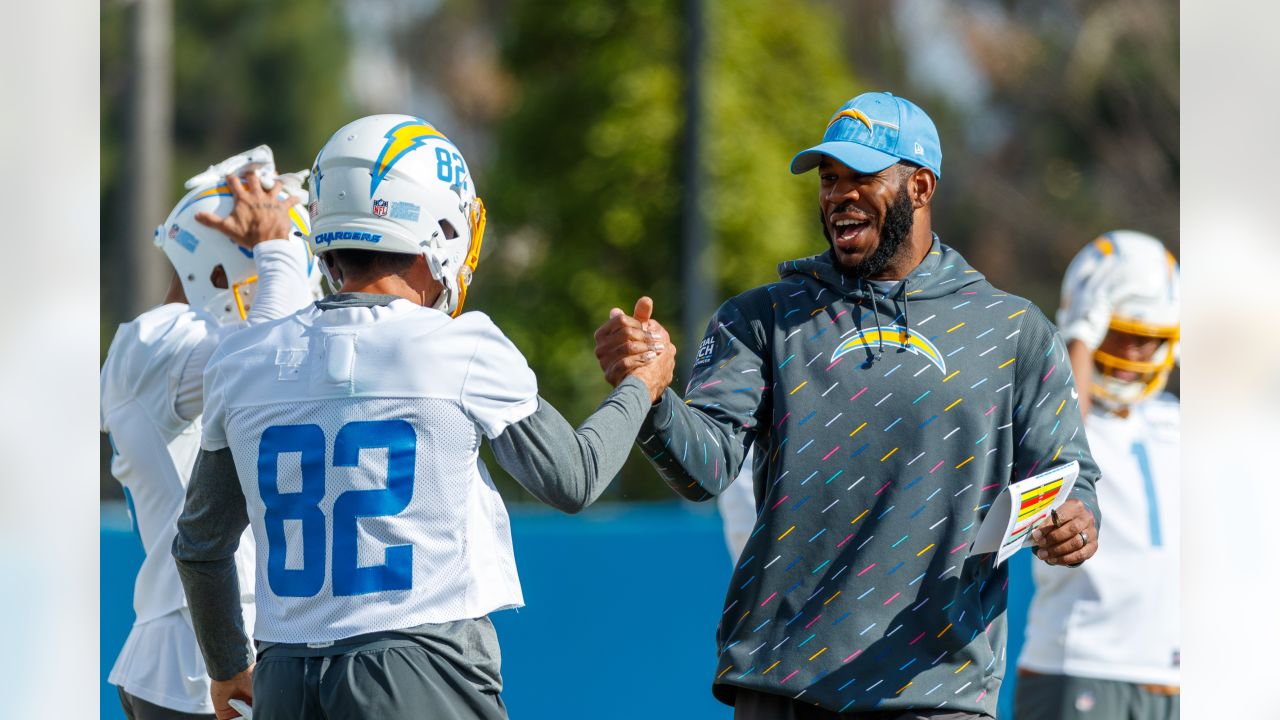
790 92 942 178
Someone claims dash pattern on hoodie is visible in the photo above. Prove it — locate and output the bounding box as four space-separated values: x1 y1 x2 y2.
638 239 1100 716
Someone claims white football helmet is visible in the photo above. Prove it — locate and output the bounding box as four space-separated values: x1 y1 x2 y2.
1058 230 1180 409
307 114 486 316
154 145 320 323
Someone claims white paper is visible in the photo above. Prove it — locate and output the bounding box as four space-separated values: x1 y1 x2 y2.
970 461 1080 566
228 699 253 719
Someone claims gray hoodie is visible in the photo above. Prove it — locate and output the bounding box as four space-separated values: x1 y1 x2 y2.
638 238 1100 716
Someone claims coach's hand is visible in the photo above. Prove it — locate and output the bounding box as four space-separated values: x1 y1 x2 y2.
195 171 300 250
594 297 676 402
1030 499 1098 567
211 665 254 720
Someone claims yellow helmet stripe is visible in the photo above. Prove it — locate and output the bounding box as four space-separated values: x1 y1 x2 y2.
1109 316 1179 339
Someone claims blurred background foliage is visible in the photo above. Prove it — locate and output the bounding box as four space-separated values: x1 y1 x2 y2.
101 0 354 334
101 0 1177 501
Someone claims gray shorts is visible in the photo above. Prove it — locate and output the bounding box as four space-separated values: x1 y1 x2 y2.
252 617 507 720
116 687 214 720
1013 673 1179 720
732 688 992 720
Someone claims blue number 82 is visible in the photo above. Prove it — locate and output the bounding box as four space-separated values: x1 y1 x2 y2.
258 420 416 597
434 147 468 191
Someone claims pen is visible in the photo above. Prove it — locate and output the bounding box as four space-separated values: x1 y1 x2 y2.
1051 508 1061 527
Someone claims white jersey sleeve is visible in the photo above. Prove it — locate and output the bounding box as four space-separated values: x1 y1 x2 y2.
1019 395 1180 685
241 238 316 324
175 239 317 422
458 312 539 439
201 344 233 452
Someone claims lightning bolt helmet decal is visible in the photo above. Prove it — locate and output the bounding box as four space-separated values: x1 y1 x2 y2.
370 119 451 197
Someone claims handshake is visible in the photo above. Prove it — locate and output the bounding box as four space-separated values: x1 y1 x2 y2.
593 297 678 404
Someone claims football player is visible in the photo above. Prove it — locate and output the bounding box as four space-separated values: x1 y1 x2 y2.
102 146 322 720
171 115 674 720
1016 231 1180 719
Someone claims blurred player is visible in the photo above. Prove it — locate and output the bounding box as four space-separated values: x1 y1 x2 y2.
102 147 322 720
171 114 673 720
1016 231 1180 719
716 450 756 562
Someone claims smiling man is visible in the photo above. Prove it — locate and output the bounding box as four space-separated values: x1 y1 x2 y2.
594 92 1103 719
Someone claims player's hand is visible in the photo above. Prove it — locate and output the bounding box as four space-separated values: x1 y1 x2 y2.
629 316 676 403
195 171 300 250
593 297 676 401
1030 499 1098 567
210 665 254 720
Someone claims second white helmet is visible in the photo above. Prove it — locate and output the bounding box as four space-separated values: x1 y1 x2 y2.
155 145 318 323
308 114 486 316
1058 230 1180 408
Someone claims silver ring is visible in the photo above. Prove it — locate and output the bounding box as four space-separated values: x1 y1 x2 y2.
1079 531 1089 546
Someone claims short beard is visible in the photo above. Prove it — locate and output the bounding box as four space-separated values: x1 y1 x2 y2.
821 183 915 279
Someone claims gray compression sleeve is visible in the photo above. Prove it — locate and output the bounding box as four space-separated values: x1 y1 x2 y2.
171 447 254 680
491 375 651 513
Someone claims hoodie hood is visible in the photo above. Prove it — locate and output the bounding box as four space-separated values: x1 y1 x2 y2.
778 237 989 365
778 235 986 301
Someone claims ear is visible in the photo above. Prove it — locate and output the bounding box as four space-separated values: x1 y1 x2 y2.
409 253 444 298
908 167 937 209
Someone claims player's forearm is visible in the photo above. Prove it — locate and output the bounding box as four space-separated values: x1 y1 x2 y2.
637 388 747 502
245 238 314 323
171 447 254 680
174 556 253 680
1065 473 1102 533
492 376 651 513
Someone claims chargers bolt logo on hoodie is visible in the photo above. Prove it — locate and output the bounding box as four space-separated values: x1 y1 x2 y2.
831 326 946 374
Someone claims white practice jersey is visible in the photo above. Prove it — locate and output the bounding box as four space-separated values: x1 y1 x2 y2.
101 304 258 624
1019 394 1180 685
202 299 539 644
101 304 258 713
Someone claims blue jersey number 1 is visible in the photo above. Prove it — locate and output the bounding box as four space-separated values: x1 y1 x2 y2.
1130 441 1163 547
257 420 417 598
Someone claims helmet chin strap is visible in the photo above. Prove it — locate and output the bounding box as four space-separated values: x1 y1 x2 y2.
421 200 486 318
430 281 456 315
423 246 457 316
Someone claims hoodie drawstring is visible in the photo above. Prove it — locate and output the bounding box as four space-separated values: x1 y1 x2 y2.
859 277 913 364
858 278 886 359
900 278 910 345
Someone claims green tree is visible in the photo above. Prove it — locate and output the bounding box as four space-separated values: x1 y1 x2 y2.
834 0 1178 312
101 0 354 346
479 0 856 501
